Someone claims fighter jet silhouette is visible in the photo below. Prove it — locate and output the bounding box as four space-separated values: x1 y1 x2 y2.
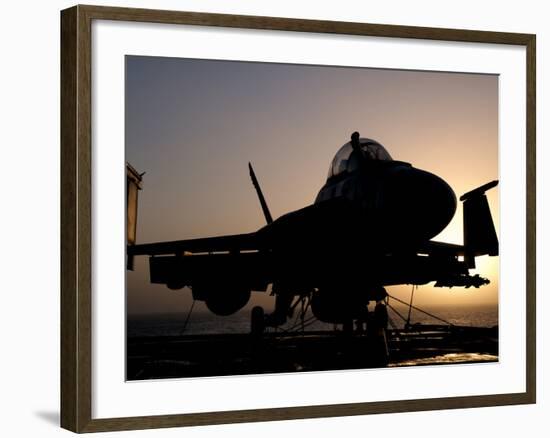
127 131 498 335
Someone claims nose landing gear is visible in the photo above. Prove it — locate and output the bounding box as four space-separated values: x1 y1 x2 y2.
369 300 390 366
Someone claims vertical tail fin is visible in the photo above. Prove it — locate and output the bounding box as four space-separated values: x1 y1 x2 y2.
248 162 273 225
460 180 498 267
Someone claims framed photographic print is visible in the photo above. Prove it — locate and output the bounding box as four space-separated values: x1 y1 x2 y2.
60 4 536 433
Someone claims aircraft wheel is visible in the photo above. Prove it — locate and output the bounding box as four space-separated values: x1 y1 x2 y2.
251 306 265 336
374 302 389 329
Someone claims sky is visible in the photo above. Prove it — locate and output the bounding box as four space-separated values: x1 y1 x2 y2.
125 55 499 316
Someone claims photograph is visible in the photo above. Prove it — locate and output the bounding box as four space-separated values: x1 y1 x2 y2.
125 55 500 380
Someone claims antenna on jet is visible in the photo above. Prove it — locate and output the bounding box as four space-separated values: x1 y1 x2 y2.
248 162 273 225
351 131 361 151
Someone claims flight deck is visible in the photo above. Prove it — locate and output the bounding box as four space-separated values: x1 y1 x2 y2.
127 325 498 380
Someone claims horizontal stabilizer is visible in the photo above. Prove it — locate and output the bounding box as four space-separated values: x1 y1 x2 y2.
460 180 498 202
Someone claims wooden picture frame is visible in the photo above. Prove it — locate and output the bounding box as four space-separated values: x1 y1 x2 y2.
61 4 536 433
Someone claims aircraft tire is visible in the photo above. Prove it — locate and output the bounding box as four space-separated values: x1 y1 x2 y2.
251 306 265 336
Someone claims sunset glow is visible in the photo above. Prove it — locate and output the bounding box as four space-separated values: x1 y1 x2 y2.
126 56 498 316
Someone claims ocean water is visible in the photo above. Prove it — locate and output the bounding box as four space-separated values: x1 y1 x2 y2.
127 304 498 338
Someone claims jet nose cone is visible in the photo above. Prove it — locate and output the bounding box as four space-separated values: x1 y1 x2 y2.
379 166 457 243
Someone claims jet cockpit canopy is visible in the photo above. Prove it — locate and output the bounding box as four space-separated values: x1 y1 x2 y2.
328 138 393 179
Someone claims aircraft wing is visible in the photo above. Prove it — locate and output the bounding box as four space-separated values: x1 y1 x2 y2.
127 232 272 297
126 231 266 272
128 232 261 257
418 240 465 256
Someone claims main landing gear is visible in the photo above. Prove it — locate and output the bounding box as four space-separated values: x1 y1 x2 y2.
249 294 390 367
